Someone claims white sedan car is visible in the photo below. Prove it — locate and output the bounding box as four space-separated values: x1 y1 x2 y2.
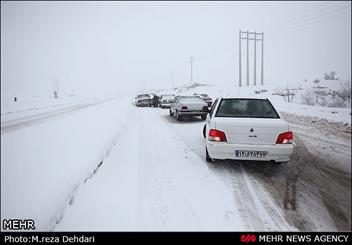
170 96 209 121
203 97 294 163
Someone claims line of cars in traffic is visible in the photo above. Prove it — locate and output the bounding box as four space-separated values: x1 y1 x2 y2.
134 92 294 164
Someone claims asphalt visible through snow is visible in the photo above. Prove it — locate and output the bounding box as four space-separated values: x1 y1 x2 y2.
161 107 351 231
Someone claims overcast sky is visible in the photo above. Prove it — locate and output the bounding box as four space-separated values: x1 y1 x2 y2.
1 1 351 98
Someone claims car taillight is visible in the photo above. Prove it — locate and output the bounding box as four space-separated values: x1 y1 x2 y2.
208 129 227 142
276 131 293 144
181 106 188 110
202 106 208 112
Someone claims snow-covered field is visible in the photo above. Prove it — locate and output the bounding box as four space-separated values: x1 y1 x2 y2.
1 81 351 231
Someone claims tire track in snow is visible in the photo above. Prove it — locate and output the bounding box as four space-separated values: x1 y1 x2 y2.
241 165 296 231
158 110 296 230
136 108 240 230
226 163 265 230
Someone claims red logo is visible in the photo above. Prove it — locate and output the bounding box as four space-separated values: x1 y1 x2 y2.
241 234 256 243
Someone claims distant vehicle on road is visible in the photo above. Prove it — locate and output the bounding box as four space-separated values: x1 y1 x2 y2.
194 93 213 107
135 94 152 107
203 97 294 163
159 94 176 108
169 96 209 121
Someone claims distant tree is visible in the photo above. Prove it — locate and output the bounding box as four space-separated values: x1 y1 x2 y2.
300 91 315 106
335 79 351 103
313 88 328 106
324 71 338 80
324 73 329 80
276 88 295 103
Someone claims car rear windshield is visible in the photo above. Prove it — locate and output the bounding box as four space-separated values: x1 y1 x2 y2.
215 99 280 118
179 97 204 103
162 95 175 100
138 94 150 99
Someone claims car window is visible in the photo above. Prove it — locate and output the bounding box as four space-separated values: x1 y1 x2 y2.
138 94 150 99
162 95 175 100
209 99 219 118
215 99 280 118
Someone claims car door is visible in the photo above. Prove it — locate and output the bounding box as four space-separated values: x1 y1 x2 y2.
170 96 178 113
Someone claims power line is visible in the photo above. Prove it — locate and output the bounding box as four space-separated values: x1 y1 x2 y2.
266 2 348 32
268 6 351 35
267 3 350 34
268 2 339 29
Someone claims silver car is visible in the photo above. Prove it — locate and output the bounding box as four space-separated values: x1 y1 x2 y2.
135 94 152 107
159 94 176 108
194 93 213 107
169 96 209 121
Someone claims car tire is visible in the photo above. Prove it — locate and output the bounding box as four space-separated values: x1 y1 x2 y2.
202 125 206 138
169 109 174 116
206 147 213 162
176 111 182 121
201 115 206 120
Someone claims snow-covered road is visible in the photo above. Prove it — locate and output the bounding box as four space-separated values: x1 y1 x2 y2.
55 106 295 231
1 97 350 231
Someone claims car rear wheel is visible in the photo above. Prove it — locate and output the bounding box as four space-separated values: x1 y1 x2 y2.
169 109 174 116
176 111 182 121
201 115 206 120
205 147 213 162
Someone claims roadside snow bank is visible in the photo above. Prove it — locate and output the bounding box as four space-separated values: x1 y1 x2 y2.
1 97 132 231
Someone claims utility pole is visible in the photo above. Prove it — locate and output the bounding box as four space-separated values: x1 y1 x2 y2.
246 31 249 86
239 29 242 87
238 30 264 87
261 32 264 85
253 31 257 86
190 56 193 83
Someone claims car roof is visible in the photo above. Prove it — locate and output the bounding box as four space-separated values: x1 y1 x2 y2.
218 96 269 100
177 95 200 98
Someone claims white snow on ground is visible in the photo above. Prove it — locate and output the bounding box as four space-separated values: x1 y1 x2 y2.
1 97 133 230
1 95 104 124
1 96 297 231
56 106 295 231
1 81 350 231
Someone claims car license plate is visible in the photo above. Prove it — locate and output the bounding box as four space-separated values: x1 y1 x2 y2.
235 150 267 158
